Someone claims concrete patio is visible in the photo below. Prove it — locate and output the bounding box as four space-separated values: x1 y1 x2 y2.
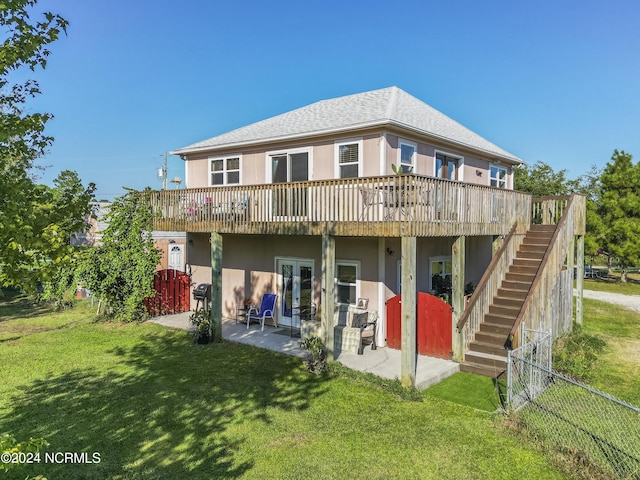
150 312 459 390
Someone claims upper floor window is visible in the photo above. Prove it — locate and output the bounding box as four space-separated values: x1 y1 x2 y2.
435 152 461 181
210 156 240 186
397 139 416 173
335 139 362 178
269 148 310 183
490 165 508 189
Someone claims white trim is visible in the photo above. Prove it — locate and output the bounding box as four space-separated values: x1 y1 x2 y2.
334 137 363 178
379 132 387 175
266 146 312 183
335 259 360 306
434 149 464 181
397 138 417 173
208 154 242 186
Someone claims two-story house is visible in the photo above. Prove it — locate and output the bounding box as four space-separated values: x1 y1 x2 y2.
151 86 585 387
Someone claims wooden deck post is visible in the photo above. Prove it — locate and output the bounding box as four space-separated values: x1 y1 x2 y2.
401 236 416 388
210 232 223 342
322 233 336 358
451 235 465 362
575 235 584 325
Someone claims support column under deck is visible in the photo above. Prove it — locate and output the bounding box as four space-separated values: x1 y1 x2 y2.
451 235 466 362
322 233 336 358
210 232 223 342
401 236 416 388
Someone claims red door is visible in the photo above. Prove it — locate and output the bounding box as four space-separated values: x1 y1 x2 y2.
144 269 191 316
385 294 402 349
416 292 452 359
385 292 452 359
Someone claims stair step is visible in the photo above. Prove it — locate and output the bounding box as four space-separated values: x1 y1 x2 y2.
497 287 528 300
489 303 520 316
484 312 516 326
529 224 556 232
480 321 513 335
460 362 506 378
519 244 548 254
505 272 536 283
469 340 507 356
517 250 545 260
492 296 525 308
475 330 509 344
501 280 530 291
509 265 539 275
464 351 507 369
512 258 541 268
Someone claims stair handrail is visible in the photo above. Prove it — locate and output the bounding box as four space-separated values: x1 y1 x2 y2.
457 222 518 331
507 194 577 347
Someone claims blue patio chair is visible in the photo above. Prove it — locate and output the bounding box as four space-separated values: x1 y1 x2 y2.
246 293 278 331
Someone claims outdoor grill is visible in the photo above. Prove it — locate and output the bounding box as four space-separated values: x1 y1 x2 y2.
193 283 211 312
193 283 211 301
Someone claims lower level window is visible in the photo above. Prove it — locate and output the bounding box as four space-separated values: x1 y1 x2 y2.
336 262 358 305
430 257 452 296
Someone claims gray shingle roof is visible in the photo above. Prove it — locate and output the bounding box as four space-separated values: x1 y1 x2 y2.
172 86 521 163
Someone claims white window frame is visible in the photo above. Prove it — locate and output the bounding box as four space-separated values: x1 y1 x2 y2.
429 255 452 292
434 150 464 181
208 154 242 186
335 260 360 306
490 163 508 189
397 139 416 174
334 137 363 179
266 147 313 183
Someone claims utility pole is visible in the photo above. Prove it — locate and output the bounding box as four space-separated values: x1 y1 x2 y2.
162 151 168 190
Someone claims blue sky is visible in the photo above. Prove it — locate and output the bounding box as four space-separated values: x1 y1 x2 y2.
21 0 640 199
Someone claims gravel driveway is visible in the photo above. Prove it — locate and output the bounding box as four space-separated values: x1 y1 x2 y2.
576 289 640 313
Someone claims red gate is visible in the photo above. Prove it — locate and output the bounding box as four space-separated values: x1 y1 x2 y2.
385 293 452 359
144 269 191 316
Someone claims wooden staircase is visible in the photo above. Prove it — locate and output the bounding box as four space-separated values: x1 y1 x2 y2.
460 224 556 378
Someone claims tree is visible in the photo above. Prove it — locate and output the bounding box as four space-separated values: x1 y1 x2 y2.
0 170 96 292
570 165 605 257
78 189 161 321
514 161 572 196
0 2 96 293
597 150 640 282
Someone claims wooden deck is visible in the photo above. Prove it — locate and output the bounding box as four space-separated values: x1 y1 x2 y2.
150 174 532 237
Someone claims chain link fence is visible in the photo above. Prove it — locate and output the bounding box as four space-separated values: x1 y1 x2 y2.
507 330 640 479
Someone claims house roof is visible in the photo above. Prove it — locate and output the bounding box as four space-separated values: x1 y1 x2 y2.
172 86 522 164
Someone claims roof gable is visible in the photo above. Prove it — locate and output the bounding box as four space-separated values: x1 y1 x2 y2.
173 86 521 163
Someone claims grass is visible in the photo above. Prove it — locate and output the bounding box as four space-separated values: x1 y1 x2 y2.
0 293 569 480
583 273 640 295
579 298 640 405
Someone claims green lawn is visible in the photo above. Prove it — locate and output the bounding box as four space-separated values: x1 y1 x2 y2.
0 294 569 480
580 298 640 405
583 275 640 295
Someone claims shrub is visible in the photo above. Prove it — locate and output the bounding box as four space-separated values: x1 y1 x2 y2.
300 335 327 375
553 324 606 381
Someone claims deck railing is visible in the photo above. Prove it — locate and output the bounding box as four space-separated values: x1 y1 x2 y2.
150 174 532 237
456 223 526 352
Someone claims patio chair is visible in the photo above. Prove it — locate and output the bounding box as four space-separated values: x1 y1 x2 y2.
246 293 278 331
349 309 378 355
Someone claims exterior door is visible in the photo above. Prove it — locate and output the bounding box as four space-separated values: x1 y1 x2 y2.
278 258 314 327
272 152 309 217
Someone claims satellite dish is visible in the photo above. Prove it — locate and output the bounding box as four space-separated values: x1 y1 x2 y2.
170 177 182 188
